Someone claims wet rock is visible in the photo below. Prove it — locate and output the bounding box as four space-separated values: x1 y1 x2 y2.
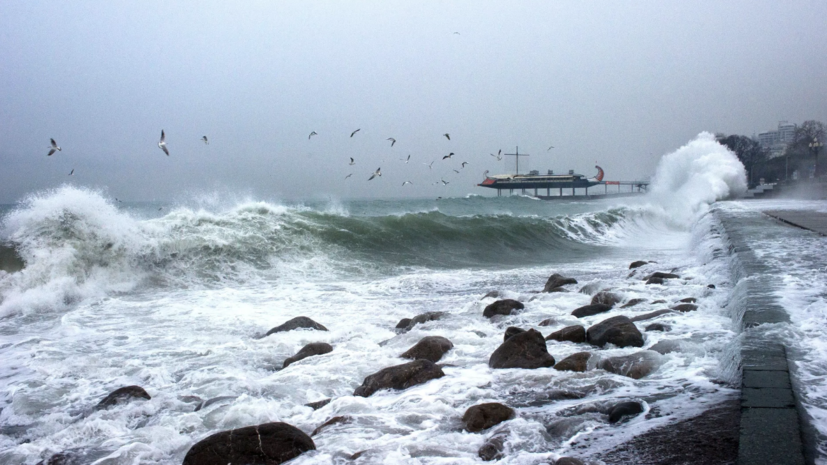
556 457 586 465
538 318 557 327
630 309 675 322
680 297 697 303
266 316 328 336
354 359 445 397
554 352 592 372
94 385 151 410
579 283 603 295
503 327 526 342
599 351 662 379
478 430 509 461
629 260 649 269
311 415 351 436
645 323 671 332
645 276 665 285
195 396 237 412
399 312 447 333
707 284 716 289
489 329 556 369
483 299 524 318
608 401 644 423
482 290 501 299
545 286 569 293
652 299 666 304
36 452 82 465
591 291 622 307
586 316 644 348
544 273 578 292
0 244 24 273
621 298 646 308
283 342 333 368
671 303 698 312
545 325 586 343
400 336 453 363
305 398 331 410
182 422 315 465
650 339 684 355
395 318 412 330
463 402 515 432
571 303 612 318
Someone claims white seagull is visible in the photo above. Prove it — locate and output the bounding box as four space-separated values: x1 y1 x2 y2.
453 169 460 174
443 133 450 140
424 160 435 169
201 136 209 144
441 178 449 185
548 145 554 151
68 169 74 176
345 173 353 179
401 154 410 163
47 138 61 156
350 129 361 137
461 161 468 168
349 157 355 165
158 130 169 156
402 181 412 186
309 131 317 139
368 167 381 181
387 137 396 147
442 152 454 160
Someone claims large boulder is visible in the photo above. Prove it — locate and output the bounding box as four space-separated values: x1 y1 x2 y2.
591 291 622 307
398 312 447 333
598 351 662 379
394 318 412 330
543 273 578 292
578 283 603 295
483 299 524 318
400 336 453 363
629 260 649 269
554 352 592 372
571 303 612 318
266 316 328 336
545 325 586 343
680 297 697 303
463 402 515 432
182 422 315 465
304 398 331 410
95 386 151 410
608 401 644 423
283 342 333 368
489 329 556 369
645 323 671 332
629 309 675 322
557 458 586 465
354 360 445 397
586 316 644 348
649 339 686 355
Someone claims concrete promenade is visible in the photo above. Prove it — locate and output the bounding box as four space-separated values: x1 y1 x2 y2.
716 208 811 465
765 210 827 236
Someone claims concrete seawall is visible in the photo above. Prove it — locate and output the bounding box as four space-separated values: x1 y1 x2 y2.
715 207 812 465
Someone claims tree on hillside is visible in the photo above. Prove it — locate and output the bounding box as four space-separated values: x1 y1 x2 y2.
717 134 767 186
786 120 826 177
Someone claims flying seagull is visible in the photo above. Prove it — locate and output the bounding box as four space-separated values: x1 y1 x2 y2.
453 169 460 174
441 178 449 185
461 161 468 168
402 181 412 186
387 137 396 147
345 173 353 179
350 129 361 137
47 138 61 156
368 167 381 181
424 160 435 169
453 32 460 35
309 131 317 140
158 130 169 156
349 157 355 165
68 169 74 176
202 136 209 144
548 145 554 151
442 152 454 160
443 133 450 140
401 154 410 163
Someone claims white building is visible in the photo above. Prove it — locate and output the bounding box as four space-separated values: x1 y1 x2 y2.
758 121 797 158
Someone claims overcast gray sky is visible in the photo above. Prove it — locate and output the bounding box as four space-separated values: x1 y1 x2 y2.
1 1 826 203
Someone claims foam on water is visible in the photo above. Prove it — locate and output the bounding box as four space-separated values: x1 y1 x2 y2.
0 135 750 464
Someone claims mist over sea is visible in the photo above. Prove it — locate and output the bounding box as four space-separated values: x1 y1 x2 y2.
0 133 758 463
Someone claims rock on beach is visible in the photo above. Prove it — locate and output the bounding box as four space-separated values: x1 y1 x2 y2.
182 422 315 465
489 329 555 369
354 359 445 397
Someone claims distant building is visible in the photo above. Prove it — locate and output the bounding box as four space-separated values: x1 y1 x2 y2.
758 121 797 158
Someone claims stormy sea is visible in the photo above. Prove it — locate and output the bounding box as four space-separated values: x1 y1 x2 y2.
3 132 820 464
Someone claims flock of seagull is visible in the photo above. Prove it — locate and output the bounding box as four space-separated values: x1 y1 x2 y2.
47 130 556 188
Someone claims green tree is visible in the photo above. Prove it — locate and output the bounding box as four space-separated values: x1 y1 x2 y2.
786 120 826 177
717 134 767 186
